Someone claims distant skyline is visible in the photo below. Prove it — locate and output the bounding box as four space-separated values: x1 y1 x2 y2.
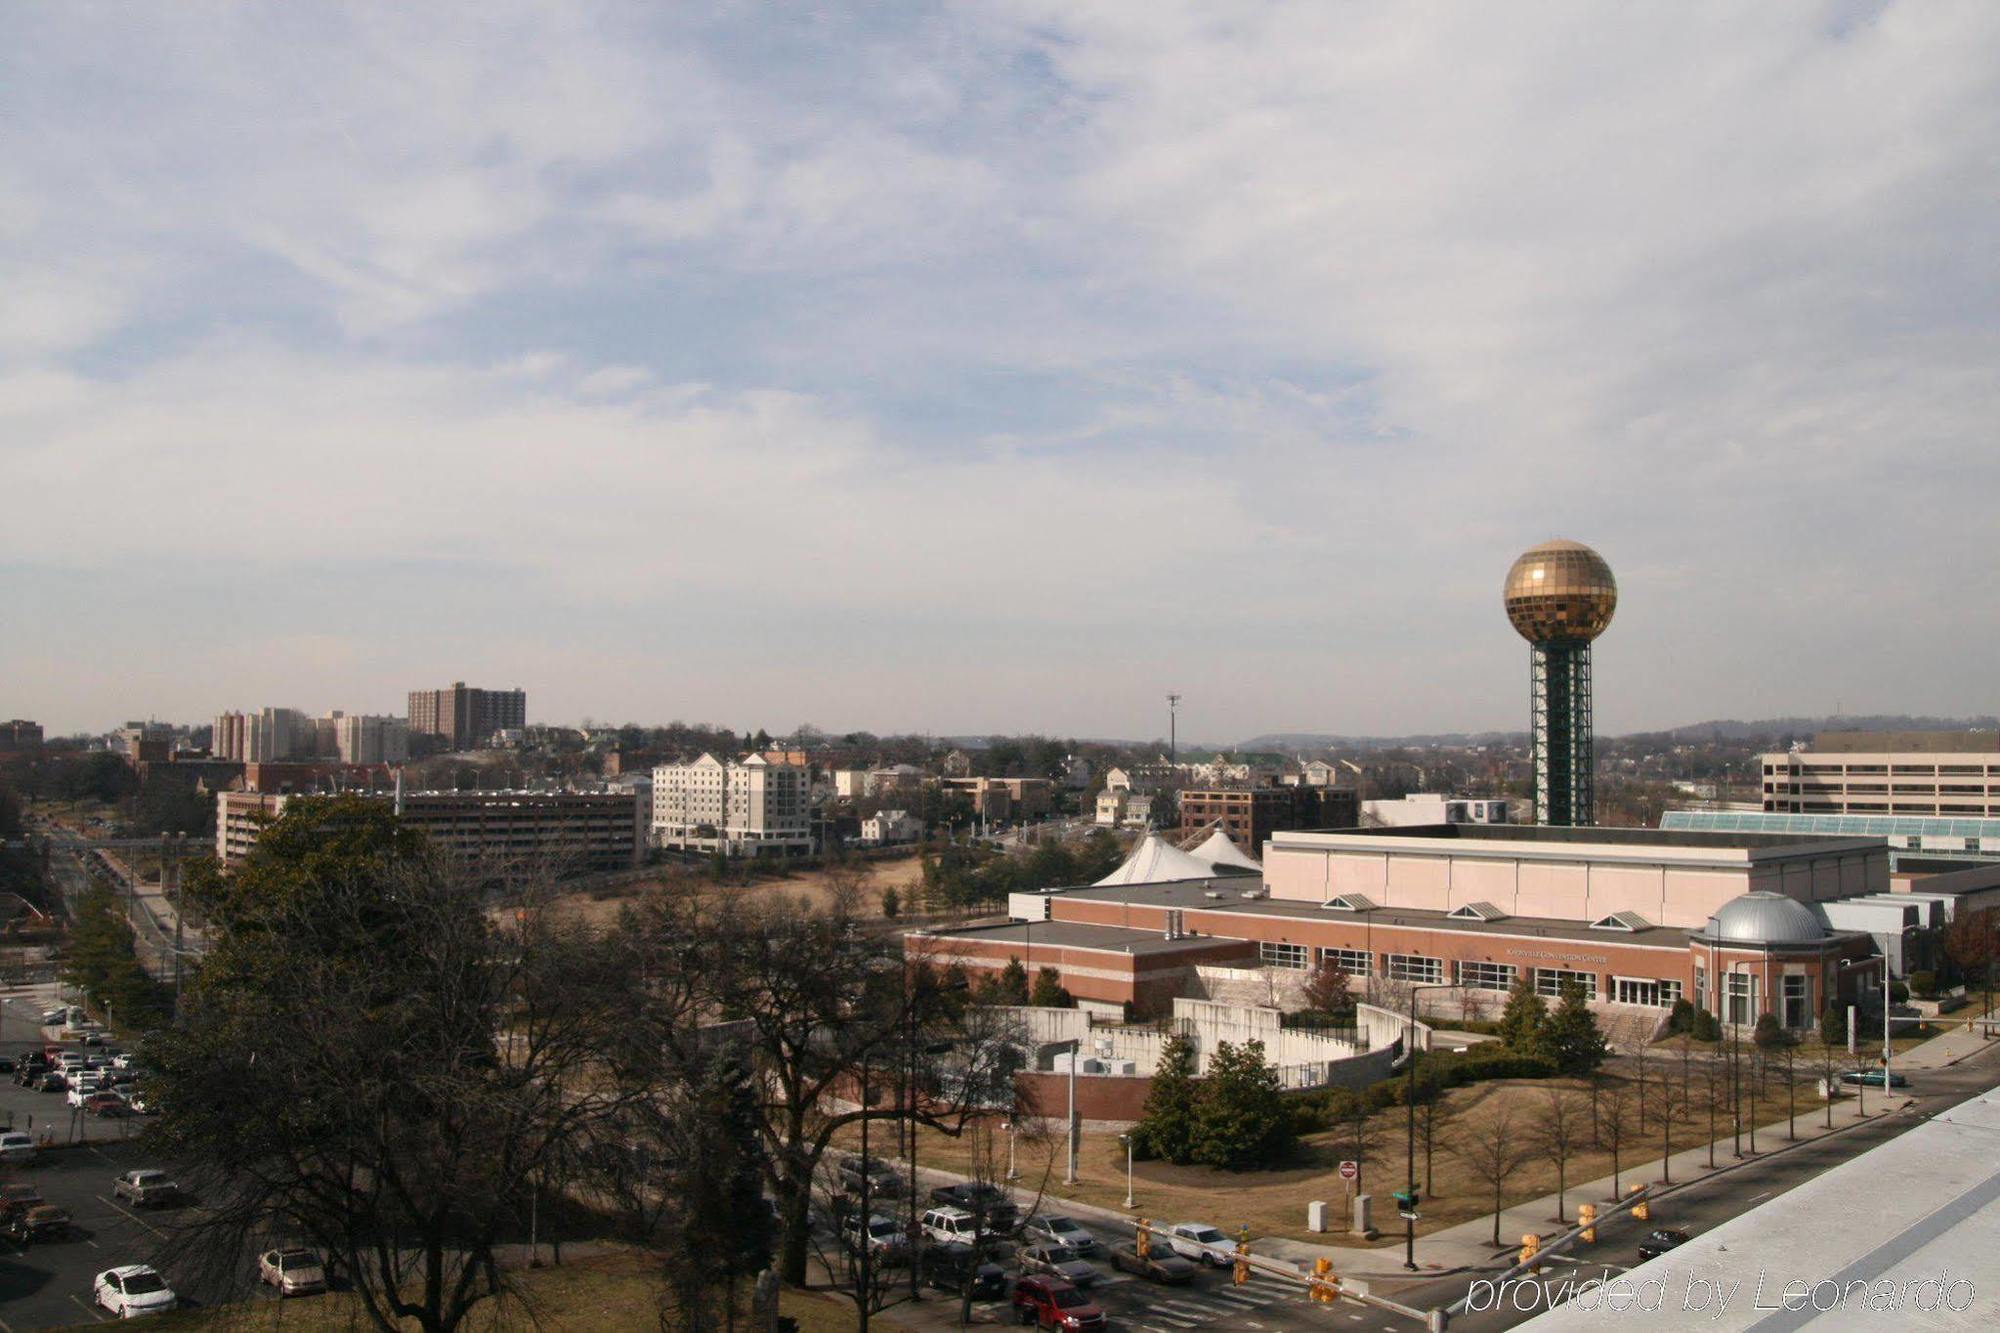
6 5 1997 739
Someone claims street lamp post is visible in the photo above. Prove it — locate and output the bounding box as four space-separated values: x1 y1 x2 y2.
1838 955 1889 1114
1402 981 1455 1272
1118 1132 1134 1209
1060 1038 1081 1185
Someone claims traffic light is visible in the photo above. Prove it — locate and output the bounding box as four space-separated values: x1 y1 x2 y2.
1135 1219 1151 1256
1234 1227 1251 1286
1627 1184 1649 1222
1578 1204 1596 1244
1309 1256 1339 1303
1519 1233 1541 1267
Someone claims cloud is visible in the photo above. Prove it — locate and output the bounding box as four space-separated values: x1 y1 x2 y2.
3 4 1998 736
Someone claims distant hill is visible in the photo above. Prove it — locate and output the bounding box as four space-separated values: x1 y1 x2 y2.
1238 715 1998 751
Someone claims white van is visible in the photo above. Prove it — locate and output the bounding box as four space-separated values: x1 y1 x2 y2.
0 1132 37 1164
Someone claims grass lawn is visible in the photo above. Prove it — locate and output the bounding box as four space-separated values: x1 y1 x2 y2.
848 1061 1850 1248
131 1251 854 1332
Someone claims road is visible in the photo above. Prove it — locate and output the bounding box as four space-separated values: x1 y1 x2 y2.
1392 1041 2000 1329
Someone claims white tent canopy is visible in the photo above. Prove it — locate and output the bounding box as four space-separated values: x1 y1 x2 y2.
1189 827 1263 872
1092 834 1222 886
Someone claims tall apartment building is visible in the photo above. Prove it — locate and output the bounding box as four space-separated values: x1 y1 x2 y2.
335 714 411 765
218 788 642 872
651 753 813 857
407 682 528 750
1761 731 2000 817
214 707 311 762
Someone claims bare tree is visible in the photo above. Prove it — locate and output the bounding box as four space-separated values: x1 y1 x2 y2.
1531 1088 1588 1222
156 834 655 1333
1333 1088 1387 1195
1453 1104 1537 1247
1416 1081 1460 1198
1596 1084 1638 1200
1653 1060 1685 1185
1698 1048 1729 1169
1813 1032 1843 1130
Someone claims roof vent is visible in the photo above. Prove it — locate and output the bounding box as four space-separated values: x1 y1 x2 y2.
1204 889 1226 900
1239 888 1269 900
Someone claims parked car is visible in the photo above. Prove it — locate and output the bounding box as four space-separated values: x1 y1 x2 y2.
919 1241 1007 1300
1010 1276 1107 1330
0 1056 15 1073
1638 1228 1692 1261
113 1170 181 1208
1166 1221 1232 1266
0 1183 45 1222
1024 1214 1100 1256
1018 1244 1098 1287
927 1182 1019 1232
112 1053 138 1070
258 1248 328 1297
837 1154 903 1198
78 1031 110 1047
5 1205 72 1244
126 1090 156 1115
84 1092 131 1118
842 1212 908 1261
94 1265 177 1318
0 1131 38 1164
1840 1070 1910 1089
67 1078 107 1108
1109 1241 1197 1285
34 1071 65 1093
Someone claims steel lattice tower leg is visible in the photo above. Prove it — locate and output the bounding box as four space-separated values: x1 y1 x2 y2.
1530 640 1593 826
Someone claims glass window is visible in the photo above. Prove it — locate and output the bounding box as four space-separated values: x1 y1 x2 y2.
1534 968 1597 1000
1454 960 1517 991
1782 975 1811 1029
1385 954 1445 984
1259 941 1308 970
1725 972 1754 1026
1315 947 1371 976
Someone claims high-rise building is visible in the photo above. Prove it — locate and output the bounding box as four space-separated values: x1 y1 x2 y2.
215 707 311 762
1503 539 1617 826
407 682 527 750
651 753 812 857
335 714 411 765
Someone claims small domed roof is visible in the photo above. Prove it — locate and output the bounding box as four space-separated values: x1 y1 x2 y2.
1704 892 1828 945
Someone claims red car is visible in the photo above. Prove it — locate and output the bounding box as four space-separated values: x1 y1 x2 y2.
1010 1276 1106 1331
83 1092 130 1117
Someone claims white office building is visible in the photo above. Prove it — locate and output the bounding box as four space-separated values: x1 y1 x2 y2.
334 714 410 765
652 753 813 857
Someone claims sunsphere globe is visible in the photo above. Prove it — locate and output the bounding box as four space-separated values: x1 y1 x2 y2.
1503 539 1617 643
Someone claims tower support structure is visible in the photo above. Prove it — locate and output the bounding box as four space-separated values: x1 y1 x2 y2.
1530 639 1594 826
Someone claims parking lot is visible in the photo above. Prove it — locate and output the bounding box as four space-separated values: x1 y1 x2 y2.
0 992 258 1328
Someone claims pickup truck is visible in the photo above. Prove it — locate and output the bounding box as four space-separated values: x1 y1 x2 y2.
113 1170 181 1208
925 1182 1018 1233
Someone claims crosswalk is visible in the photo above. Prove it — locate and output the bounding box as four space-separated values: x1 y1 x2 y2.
1112 1280 1295 1330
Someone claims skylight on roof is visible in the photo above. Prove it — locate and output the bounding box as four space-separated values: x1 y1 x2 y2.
1320 893 1376 912
1447 901 1508 922
1590 911 1651 932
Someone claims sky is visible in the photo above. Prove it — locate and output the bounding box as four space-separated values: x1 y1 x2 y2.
4 3 1997 743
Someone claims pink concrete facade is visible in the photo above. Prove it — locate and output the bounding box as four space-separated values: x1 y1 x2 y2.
1261 831 1885 929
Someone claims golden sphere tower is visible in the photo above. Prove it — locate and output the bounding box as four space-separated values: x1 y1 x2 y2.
1503 540 1617 826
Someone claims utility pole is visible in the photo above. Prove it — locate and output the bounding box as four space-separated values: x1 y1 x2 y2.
1167 694 1181 765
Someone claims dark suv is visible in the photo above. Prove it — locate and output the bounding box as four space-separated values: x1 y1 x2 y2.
927 1182 1018 1233
921 1242 1007 1300
838 1154 903 1198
